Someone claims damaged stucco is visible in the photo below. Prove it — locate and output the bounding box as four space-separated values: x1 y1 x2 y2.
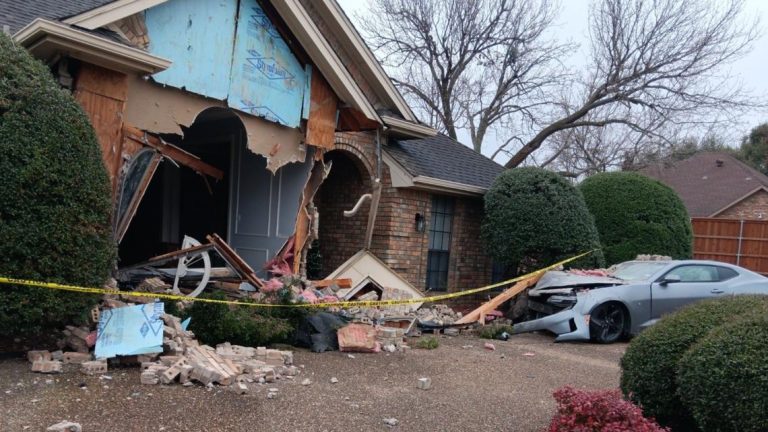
124 75 306 171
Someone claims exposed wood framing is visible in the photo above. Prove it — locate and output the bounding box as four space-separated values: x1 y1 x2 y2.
207 234 265 290
293 160 332 274
123 125 224 180
73 63 128 196
455 274 544 325
336 106 380 131
305 72 338 149
118 243 216 272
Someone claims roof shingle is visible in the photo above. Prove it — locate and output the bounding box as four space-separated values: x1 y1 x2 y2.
385 134 505 190
640 152 768 217
0 0 114 34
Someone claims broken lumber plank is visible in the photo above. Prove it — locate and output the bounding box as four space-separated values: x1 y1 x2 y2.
310 278 352 289
123 124 224 180
208 234 265 289
455 274 543 325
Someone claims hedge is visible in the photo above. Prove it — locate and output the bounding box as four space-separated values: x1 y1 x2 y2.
619 295 768 430
0 33 115 337
677 314 768 432
579 172 692 266
481 167 604 273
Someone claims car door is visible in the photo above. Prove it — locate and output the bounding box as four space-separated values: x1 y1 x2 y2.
650 264 733 319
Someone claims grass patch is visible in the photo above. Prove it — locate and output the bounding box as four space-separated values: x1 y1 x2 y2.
478 324 515 340
414 336 439 349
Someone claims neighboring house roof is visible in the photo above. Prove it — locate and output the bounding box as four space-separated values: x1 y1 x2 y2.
0 0 112 33
640 152 768 217
384 134 505 195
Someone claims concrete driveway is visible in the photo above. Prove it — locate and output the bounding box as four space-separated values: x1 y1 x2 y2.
0 332 627 432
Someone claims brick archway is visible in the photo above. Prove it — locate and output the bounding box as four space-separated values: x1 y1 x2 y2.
314 147 374 277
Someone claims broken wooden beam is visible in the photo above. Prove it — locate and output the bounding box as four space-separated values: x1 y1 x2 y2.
454 274 544 325
123 124 224 181
208 234 265 289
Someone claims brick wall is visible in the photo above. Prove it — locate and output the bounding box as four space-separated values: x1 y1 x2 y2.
715 189 768 220
319 131 494 297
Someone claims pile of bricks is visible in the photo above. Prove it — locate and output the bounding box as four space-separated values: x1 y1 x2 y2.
28 310 297 395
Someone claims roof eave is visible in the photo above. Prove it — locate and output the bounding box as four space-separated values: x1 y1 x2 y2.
315 0 419 123
382 151 486 197
271 0 382 125
14 18 170 74
382 115 437 138
63 0 168 30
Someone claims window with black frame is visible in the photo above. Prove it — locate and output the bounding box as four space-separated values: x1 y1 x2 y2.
426 195 455 291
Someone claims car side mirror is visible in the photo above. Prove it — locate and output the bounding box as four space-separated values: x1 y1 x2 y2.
660 275 681 286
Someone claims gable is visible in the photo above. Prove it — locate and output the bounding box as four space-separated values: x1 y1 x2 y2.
144 0 309 128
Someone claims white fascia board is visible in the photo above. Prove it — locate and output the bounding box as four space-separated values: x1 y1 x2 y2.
272 0 382 124
318 0 418 122
411 176 487 196
63 0 168 30
382 150 485 196
14 19 170 74
382 115 437 138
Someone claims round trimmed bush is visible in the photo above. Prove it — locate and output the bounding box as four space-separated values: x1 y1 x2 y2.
0 34 115 337
677 314 768 432
620 295 768 430
481 167 604 272
579 172 692 266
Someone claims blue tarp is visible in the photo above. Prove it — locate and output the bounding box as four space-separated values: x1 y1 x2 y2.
95 303 165 359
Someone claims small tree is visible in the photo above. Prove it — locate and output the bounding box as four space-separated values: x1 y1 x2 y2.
739 123 768 175
579 172 691 266
481 167 603 273
0 34 115 337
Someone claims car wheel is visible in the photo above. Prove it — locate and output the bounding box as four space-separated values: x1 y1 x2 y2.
589 302 627 344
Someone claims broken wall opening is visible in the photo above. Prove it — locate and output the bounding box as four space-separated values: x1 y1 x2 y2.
315 150 373 277
119 108 241 265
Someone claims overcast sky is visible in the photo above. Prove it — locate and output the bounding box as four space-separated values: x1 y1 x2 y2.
338 0 768 155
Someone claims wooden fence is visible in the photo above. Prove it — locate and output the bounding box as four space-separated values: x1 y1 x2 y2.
692 217 768 275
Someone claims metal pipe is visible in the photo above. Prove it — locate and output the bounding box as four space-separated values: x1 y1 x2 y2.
375 127 382 180
737 218 745 266
343 194 372 217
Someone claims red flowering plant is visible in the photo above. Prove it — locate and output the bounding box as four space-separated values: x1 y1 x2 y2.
548 386 669 432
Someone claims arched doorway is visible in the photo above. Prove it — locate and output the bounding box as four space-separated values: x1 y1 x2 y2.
314 149 373 277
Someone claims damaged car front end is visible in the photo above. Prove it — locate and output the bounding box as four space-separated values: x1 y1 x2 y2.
512 271 627 342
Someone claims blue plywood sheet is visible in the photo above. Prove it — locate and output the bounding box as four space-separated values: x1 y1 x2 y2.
228 0 307 127
95 303 165 359
145 0 237 100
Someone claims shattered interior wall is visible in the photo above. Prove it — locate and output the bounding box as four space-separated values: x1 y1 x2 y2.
124 75 306 171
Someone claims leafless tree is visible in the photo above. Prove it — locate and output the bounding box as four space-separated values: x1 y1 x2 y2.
360 0 761 166
502 0 761 168
359 0 569 152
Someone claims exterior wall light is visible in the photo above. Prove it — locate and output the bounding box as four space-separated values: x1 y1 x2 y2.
415 213 425 233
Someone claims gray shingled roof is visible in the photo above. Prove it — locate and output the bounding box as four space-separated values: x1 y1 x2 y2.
0 0 114 33
385 134 505 190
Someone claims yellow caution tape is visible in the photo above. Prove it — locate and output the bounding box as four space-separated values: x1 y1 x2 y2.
0 251 592 309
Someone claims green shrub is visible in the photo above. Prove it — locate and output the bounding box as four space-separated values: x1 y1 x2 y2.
579 172 692 266
677 314 768 432
620 295 768 430
0 34 115 337
181 292 302 347
478 324 514 340
481 167 604 273
415 336 439 349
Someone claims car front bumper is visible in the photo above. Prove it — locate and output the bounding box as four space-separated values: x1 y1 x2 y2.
511 303 592 342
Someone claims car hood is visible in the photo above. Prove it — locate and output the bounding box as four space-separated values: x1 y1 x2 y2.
529 271 625 296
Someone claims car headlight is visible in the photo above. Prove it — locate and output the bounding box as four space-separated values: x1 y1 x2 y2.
546 294 577 307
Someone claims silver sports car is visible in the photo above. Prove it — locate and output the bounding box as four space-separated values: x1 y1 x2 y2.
513 260 768 343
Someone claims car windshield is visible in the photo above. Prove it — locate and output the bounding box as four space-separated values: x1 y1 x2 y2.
611 261 669 281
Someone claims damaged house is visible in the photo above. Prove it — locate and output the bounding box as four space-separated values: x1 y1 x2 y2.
1 0 504 297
